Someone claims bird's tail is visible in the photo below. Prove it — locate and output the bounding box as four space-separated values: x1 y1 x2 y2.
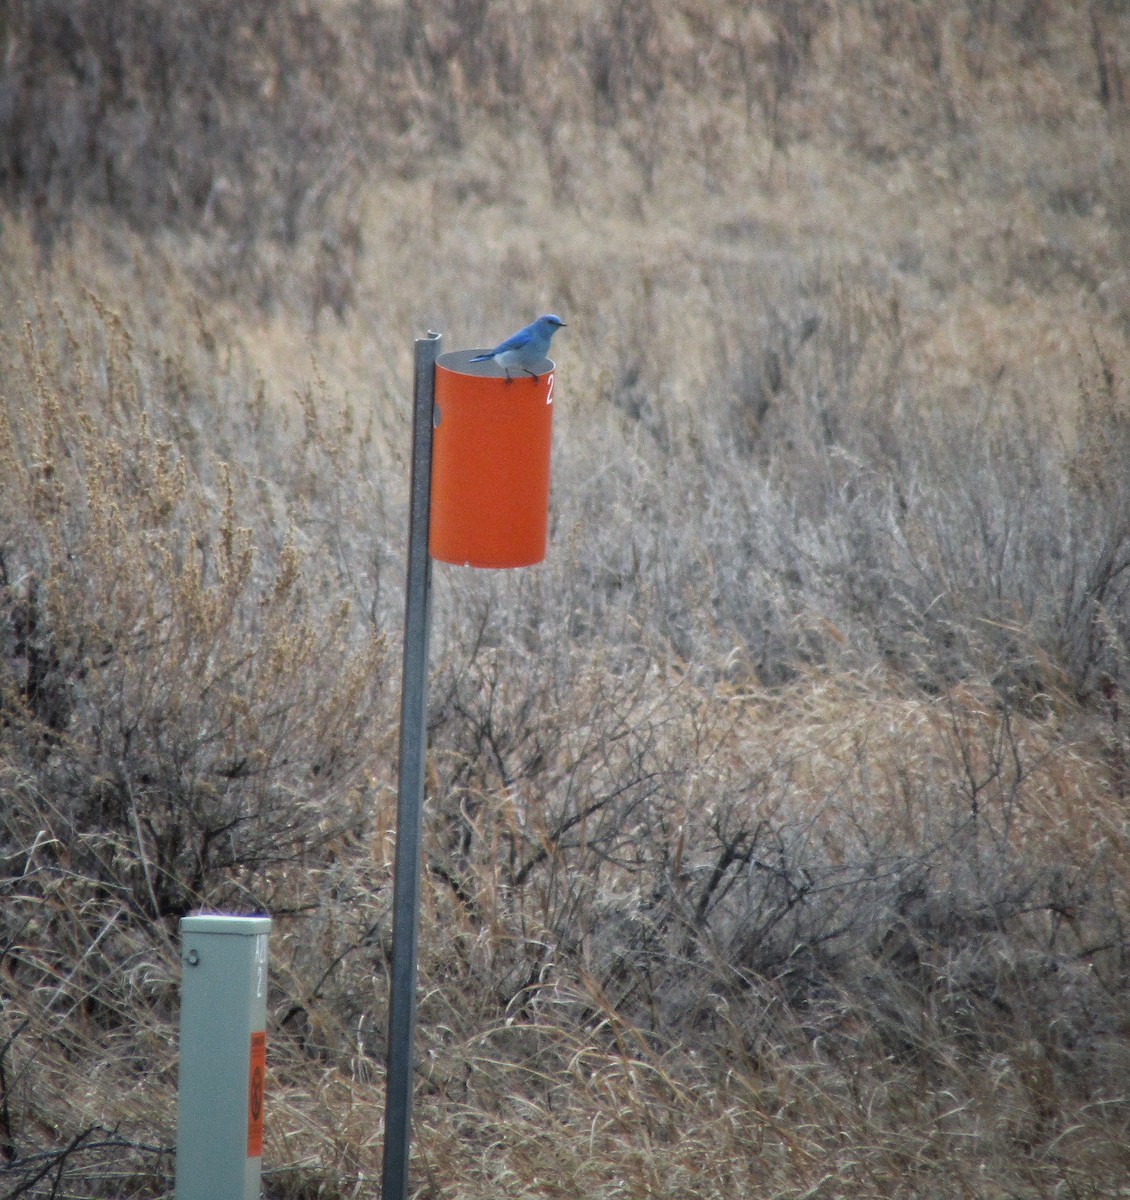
469 353 492 362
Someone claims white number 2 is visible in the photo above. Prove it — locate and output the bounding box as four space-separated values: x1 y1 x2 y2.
546 372 555 406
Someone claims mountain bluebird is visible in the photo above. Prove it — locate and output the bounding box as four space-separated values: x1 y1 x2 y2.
470 314 567 380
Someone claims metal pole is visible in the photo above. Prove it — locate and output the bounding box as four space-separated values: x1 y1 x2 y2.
381 330 440 1200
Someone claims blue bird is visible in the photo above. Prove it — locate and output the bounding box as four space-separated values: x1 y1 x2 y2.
470 314 567 380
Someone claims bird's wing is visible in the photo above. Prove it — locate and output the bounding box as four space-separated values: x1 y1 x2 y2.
490 324 536 354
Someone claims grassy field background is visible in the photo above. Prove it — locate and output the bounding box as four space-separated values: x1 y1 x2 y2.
3 2 1130 1196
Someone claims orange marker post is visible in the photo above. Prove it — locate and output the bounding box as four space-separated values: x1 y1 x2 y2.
429 350 556 569
383 332 561 1200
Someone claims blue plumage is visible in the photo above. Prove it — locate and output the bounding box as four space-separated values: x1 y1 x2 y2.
470 314 567 379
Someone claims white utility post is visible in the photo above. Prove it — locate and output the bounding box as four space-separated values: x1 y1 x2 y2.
175 914 271 1200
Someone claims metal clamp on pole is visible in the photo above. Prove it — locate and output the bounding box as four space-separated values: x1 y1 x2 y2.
381 330 441 1200
175 914 272 1200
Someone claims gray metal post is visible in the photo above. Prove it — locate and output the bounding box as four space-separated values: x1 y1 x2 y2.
381 331 440 1200
175 914 272 1200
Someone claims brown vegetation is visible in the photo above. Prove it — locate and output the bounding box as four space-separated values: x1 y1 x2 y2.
2 1 1130 1196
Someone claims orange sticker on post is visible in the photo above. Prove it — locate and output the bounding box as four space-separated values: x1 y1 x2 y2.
247 1031 266 1157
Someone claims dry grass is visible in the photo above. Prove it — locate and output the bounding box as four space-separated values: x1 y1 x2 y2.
2 1 1130 1197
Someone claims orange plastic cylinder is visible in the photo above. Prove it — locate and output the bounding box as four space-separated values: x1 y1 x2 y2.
429 350 556 568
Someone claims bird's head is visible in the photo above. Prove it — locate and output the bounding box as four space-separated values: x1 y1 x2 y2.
538 314 567 333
